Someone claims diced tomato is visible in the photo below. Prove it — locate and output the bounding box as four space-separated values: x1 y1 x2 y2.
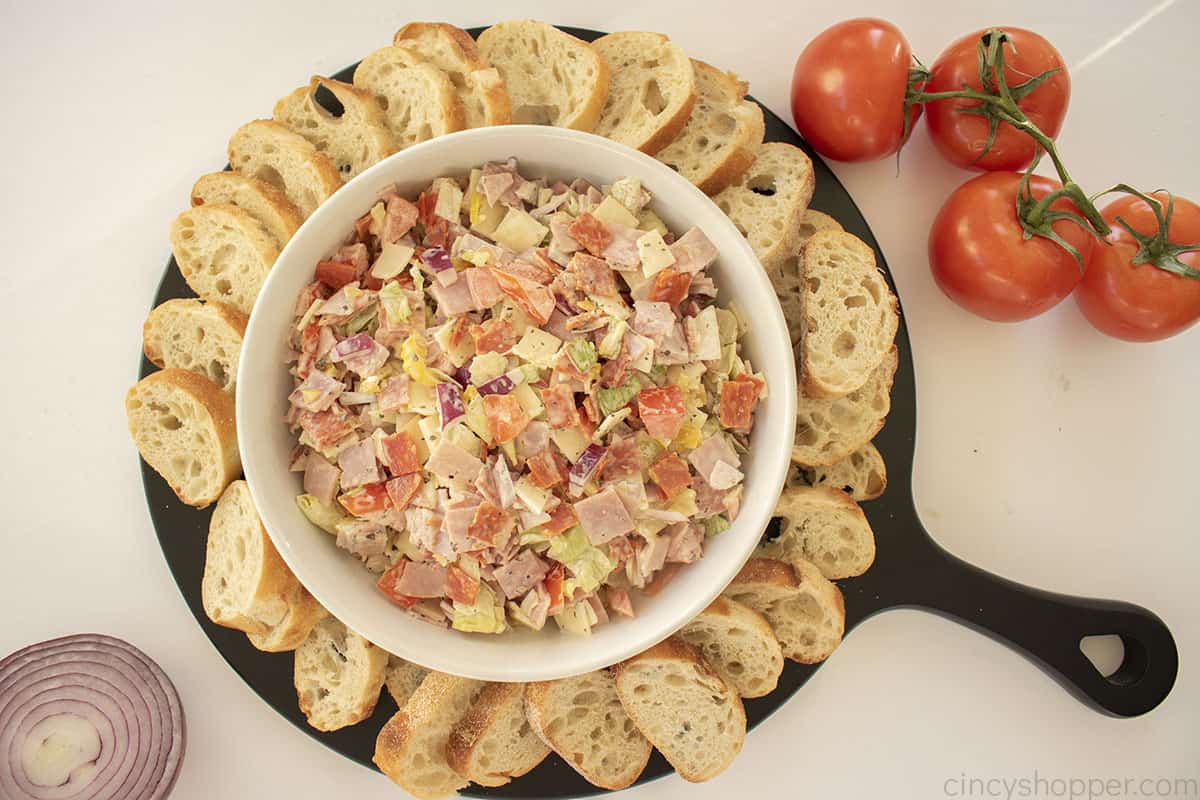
483 394 531 444
526 450 568 489
384 474 422 511
719 375 762 429
467 502 510 546
296 408 354 449
643 562 682 597
353 213 372 243
637 385 687 443
542 503 578 536
601 437 641 480
649 452 693 500
423 216 449 248
444 562 481 605
567 213 613 256
416 190 438 226
491 267 554 324
606 585 636 618
338 482 391 516
364 274 385 292
314 259 359 289
568 252 618 297
377 561 420 608
380 431 422 475
539 384 580 429
470 318 517 354
543 564 566 614
648 267 693 305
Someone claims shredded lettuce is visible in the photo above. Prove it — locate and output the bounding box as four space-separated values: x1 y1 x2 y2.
554 599 599 635
596 374 643 417
452 584 507 634
702 514 731 538
296 494 348 534
379 282 411 324
547 527 615 594
567 338 598 373
635 431 664 466
342 301 379 335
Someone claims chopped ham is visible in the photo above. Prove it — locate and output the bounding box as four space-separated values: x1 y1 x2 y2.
336 520 388 560
688 434 741 488
573 487 635 545
289 369 343 413
492 550 550 598
632 301 674 344
337 438 380 488
515 420 551 463
636 532 670 578
568 252 619 297
493 457 517 508
432 278 476 318
442 496 483 552
383 196 419 243
548 213 581 255
602 437 642 481
602 223 642 268
669 227 719 273
426 440 484 484
395 560 448 598
303 453 342 507
606 586 635 618
665 523 703 564
608 477 647 518
341 340 390 378
693 476 728 518
335 242 370 275
377 375 411 414
655 322 691 365
465 267 504 310
523 583 552 629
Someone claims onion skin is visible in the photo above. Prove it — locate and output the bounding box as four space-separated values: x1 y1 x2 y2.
0 634 185 800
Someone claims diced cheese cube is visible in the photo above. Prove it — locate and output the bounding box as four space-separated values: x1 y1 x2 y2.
598 319 628 359
537 187 553 207
371 241 415 280
625 332 656 372
469 190 506 236
445 424 482 458
431 320 475 367
619 267 651 293
591 295 631 320
609 177 644 214
637 208 669 236
590 195 639 228
368 201 387 238
715 307 739 345
492 207 549 252
406 380 436 415
417 414 442 453
686 306 721 361
469 352 510 385
431 177 464 222
550 426 590 462
512 383 543 418
637 230 676 277
464 396 493 444
510 328 563 369
514 476 552 514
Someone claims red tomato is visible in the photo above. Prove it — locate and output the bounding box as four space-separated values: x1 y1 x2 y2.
1076 193 1200 341
377 562 420 609
929 172 1093 322
543 564 565 614
925 28 1069 171
648 268 693 305
380 432 421 475
314 259 358 289
790 18 921 162
637 386 686 443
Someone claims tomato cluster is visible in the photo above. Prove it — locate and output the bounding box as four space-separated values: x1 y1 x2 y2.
789 19 1200 342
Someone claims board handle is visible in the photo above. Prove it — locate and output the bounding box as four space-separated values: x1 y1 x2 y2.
891 529 1178 717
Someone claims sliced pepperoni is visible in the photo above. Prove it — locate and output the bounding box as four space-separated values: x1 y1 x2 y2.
637 385 687 444
416 190 438 226
648 267 693 305
491 267 555 324
444 562 481 605
542 502 579 536
338 482 391 516
568 252 618 297
377 561 420 608
353 213 372 243
297 408 355 449
471 318 517 354
380 431 422 475
448 316 471 349
483 393 531 444
539 384 580 429
423 216 450 248
467 501 511 546
649 451 693 500
544 564 566 614
314 259 358 290
602 437 642 481
526 449 569 489
719 376 762 430
567 213 613 256
384 473 423 512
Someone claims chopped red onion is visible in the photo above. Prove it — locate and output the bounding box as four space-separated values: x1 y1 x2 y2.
436 382 465 428
453 365 472 388
554 291 579 316
0 634 185 800
331 332 373 361
420 246 453 273
476 375 515 396
569 443 607 497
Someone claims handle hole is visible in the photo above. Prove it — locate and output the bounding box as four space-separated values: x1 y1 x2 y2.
1080 634 1149 686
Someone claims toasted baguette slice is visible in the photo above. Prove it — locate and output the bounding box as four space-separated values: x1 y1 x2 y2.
726 557 845 663
374 672 486 800
227 119 343 217
353 47 466 149
793 347 897 467
713 142 815 270
273 77 397 180
612 637 745 782
169 203 277 315
524 670 650 790
477 20 610 130
680 596 784 698
805 442 887 501
393 22 511 127
591 32 695 155
293 616 388 731
656 60 764 195
142 299 246 394
202 480 295 635
245 583 326 652
190 171 302 248
384 655 428 707
800 231 899 398
761 486 875 580
769 209 845 349
125 369 239 508
447 683 549 787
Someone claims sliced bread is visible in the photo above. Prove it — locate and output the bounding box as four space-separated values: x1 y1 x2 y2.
655 60 764 195
590 32 695 155
245 583 326 653
800 230 899 398
142 298 246 394
770 209 845 349
227 119 344 218
384 655 428 707
713 142 815 270
353 47 466 149
524 670 651 790
169 202 278 315
447 682 550 787
806 441 887 501
793 346 897 467
679 596 784 698
293 616 388 731
761 486 876 580
273 77 397 180
374 672 486 800
190 171 302 248
726 557 845 663
125 368 239 508
202 480 297 636
477 20 610 130
393 22 511 128
612 637 745 782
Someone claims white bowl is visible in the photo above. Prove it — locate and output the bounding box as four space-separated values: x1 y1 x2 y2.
238 126 796 682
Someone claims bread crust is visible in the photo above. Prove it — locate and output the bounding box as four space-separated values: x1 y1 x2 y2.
226 120 344 217
792 346 898 467
446 682 547 787
190 170 303 246
141 298 247 380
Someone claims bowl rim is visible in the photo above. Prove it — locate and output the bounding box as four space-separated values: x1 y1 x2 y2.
237 124 796 681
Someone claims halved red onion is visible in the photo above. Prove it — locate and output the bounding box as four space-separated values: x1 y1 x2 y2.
569 443 607 497
0 634 185 800
436 382 465 428
420 246 453 273
476 375 515 396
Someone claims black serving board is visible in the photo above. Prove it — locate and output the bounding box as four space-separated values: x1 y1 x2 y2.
139 25 1178 799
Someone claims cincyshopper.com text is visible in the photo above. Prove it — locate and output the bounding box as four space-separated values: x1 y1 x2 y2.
944 771 1199 799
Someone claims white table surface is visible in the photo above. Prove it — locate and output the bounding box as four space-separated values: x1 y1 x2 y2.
2 1 1196 797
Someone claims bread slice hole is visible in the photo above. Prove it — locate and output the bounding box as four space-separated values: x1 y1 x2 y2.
844 294 867 309
713 113 736 136
641 80 667 115
514 104 559 124
748 174 777 197
834 331 856 358
312 83 345 118
159 413 183 431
